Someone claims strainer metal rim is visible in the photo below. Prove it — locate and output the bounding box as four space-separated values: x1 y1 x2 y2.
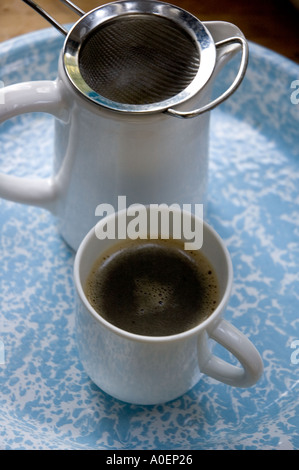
63 1 217 114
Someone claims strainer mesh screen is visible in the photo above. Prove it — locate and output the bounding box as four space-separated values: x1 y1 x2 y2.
78 15 200 104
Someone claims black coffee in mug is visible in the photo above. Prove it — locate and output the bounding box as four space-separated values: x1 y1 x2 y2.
85 239 219 336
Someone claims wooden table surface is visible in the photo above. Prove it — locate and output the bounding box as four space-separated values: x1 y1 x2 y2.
0 0 298 63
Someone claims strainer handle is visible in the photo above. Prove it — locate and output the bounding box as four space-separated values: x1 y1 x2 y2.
165 36 248 119
0 80 64 212
22 1 85 36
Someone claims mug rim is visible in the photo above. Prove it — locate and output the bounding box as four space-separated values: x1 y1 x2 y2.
73 208 233 344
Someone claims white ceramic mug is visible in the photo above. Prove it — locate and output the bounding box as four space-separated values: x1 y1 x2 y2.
74 207 263 405
0 1 248 251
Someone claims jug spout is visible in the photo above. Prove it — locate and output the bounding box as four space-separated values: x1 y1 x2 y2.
166 21 248 119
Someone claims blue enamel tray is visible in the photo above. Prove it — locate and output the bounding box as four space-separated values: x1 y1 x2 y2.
0 28 298 450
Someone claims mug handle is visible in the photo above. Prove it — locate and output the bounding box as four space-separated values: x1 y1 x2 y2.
200 319 263 387
0 80 64 212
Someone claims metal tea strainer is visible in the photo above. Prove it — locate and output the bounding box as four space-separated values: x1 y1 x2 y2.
22 0 248 117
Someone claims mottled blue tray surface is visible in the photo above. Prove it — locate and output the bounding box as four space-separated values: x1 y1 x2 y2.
0 28 298 450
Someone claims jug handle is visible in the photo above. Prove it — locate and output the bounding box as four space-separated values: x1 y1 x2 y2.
0 80 65 212
165 36 248 119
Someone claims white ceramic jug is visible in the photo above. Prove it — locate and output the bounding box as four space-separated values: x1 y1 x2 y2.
0 1 248 250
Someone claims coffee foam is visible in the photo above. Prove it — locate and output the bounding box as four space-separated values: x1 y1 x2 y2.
134 278 175 314
85 239 219 336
